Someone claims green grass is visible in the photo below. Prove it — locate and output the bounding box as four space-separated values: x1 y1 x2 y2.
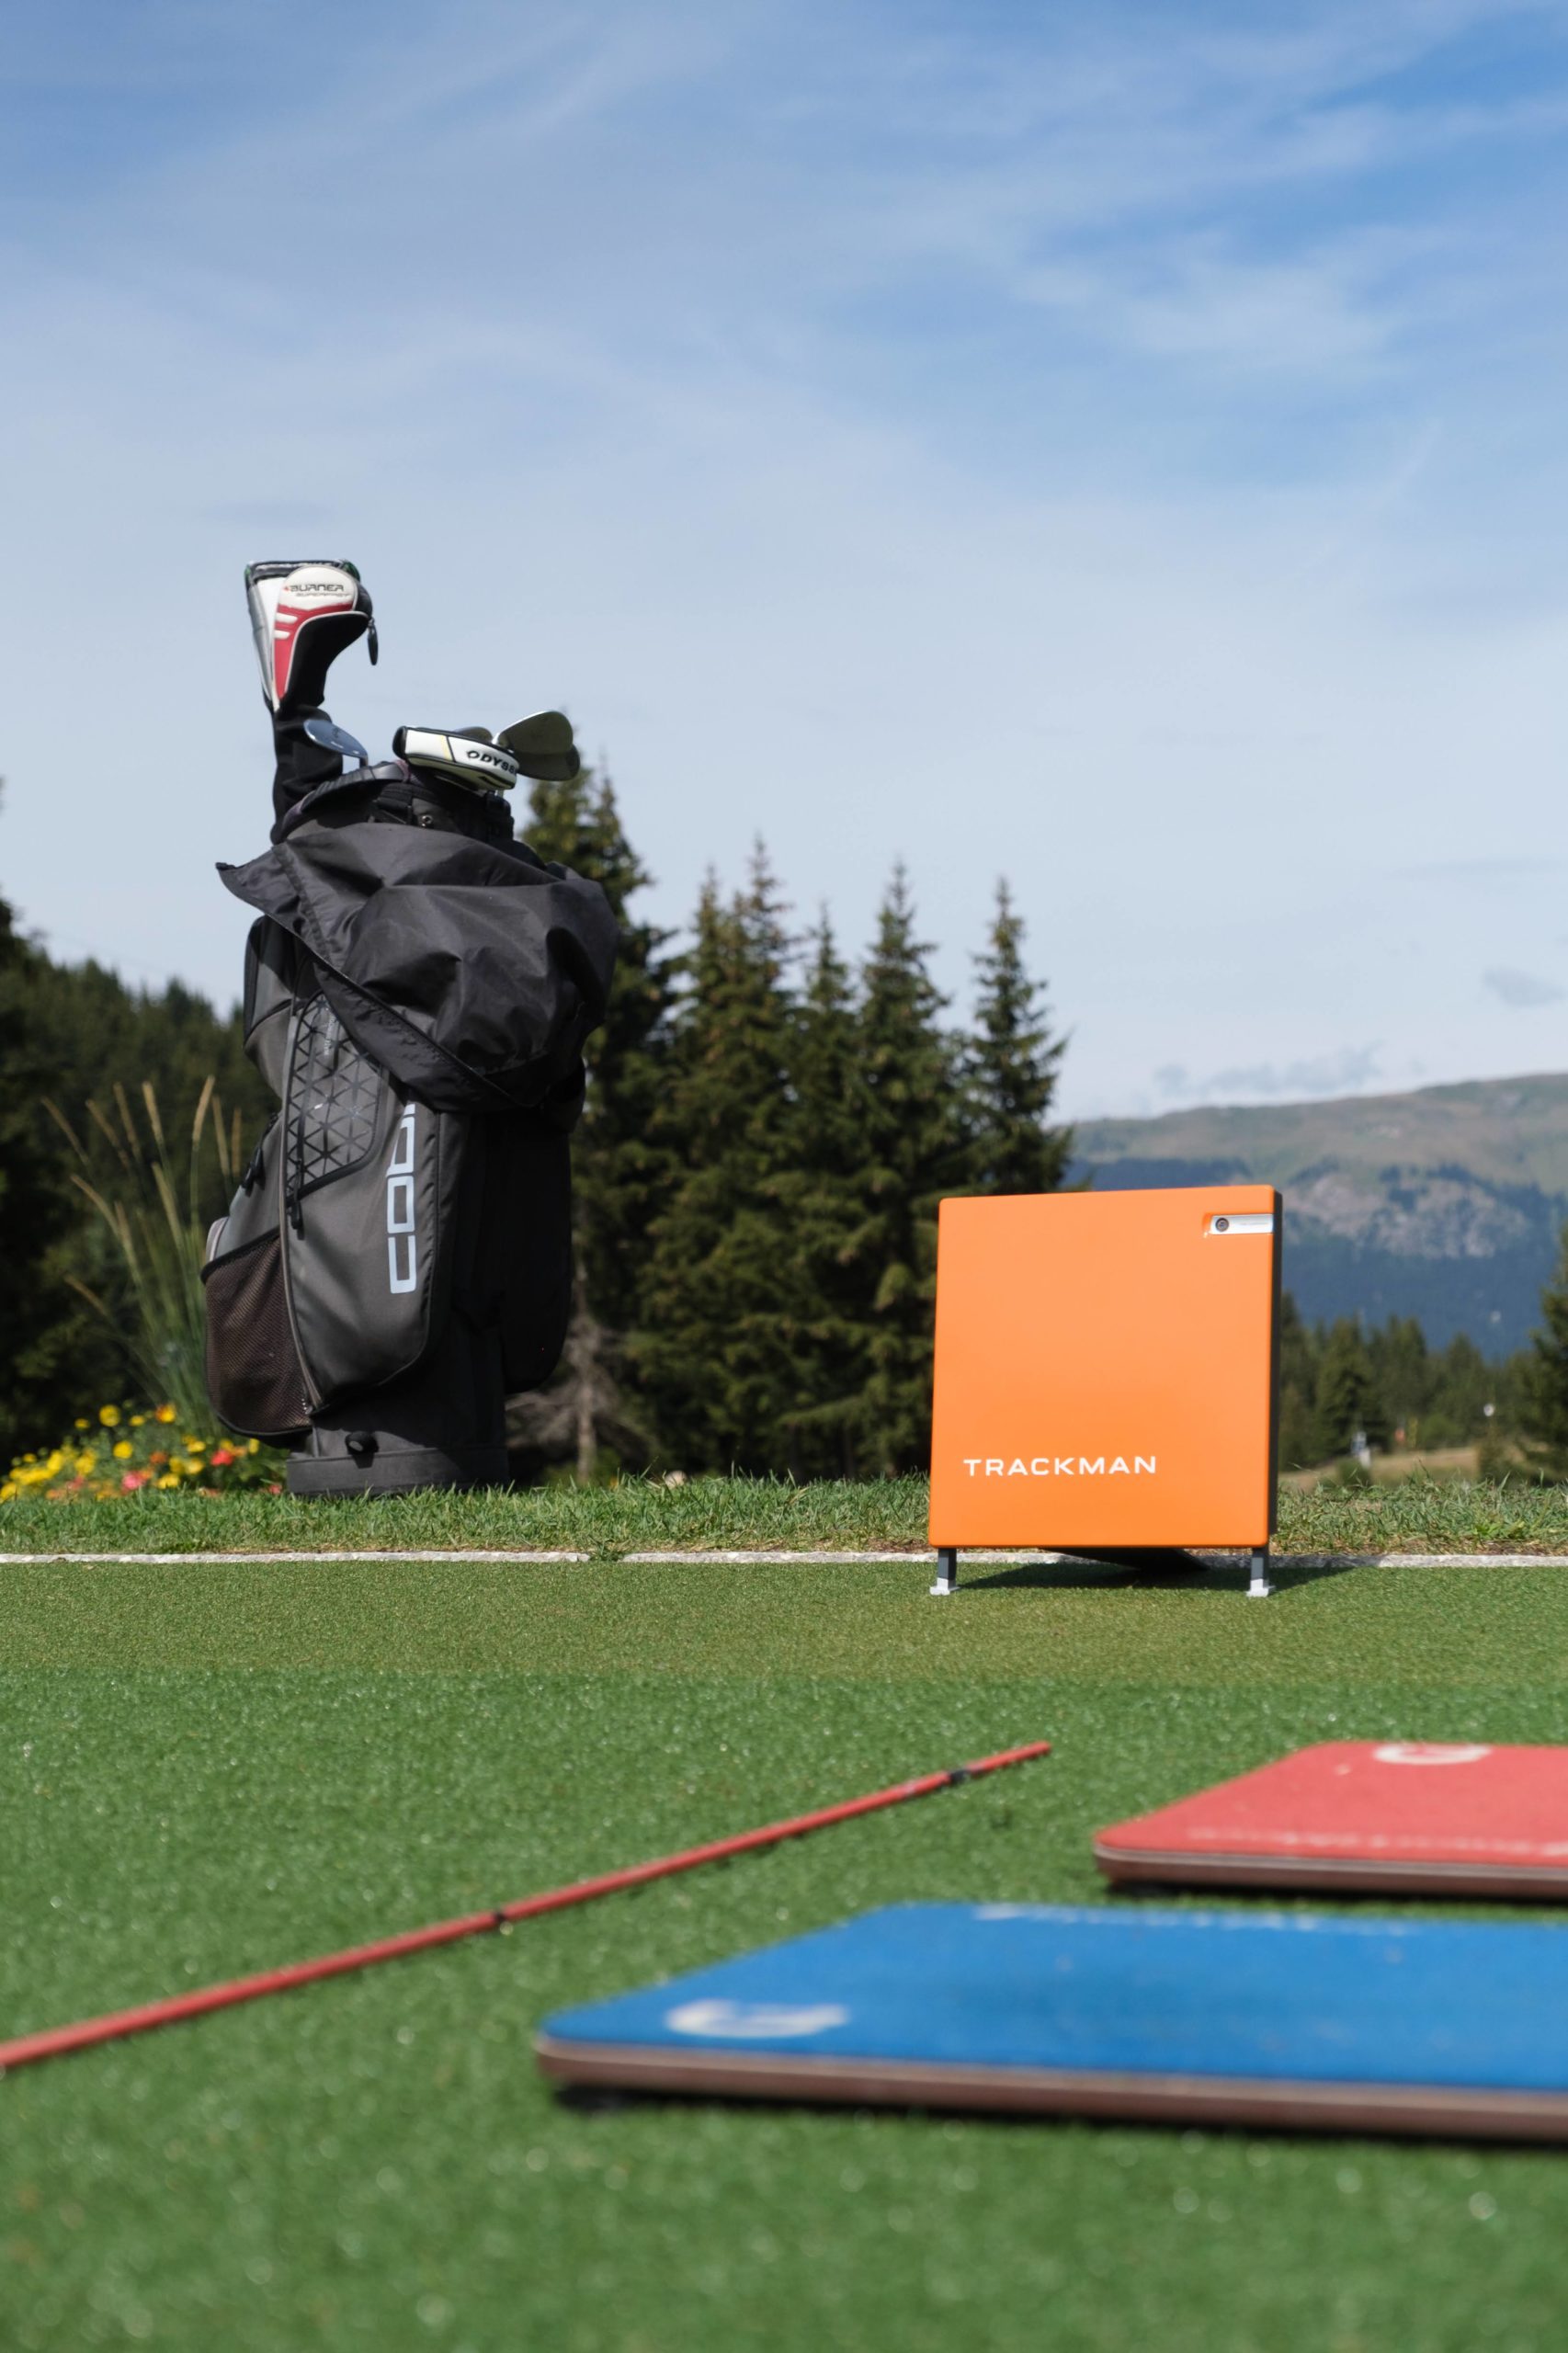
6 1555 1568 2349
5 1471 1568 1555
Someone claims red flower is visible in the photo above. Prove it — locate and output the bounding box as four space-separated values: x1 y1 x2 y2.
210 1447 236 1468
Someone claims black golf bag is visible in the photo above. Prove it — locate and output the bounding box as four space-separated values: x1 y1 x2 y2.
201 720 618 1495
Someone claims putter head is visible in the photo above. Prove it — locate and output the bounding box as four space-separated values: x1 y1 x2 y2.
497 711 581 783
392 725 521 792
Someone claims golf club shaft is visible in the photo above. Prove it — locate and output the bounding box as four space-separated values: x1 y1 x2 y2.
0 1739 1051 2074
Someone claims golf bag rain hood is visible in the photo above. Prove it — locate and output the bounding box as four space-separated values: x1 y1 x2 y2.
204 761 618 1495
220 786 615 1115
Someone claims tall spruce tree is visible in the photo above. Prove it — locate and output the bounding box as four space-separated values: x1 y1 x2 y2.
777 915 876 1476
511 767 677 1473
1276 1291 1320 1470
634 851 801 1470
1517 1220 1568 1476
847 867 969 1475
1312 1318 1389 1461
965 879 1072 1194
0 895 104 1463
0 784 274 1459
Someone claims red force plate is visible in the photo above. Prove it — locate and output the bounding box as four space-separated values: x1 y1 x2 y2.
1096 1743 1568 1898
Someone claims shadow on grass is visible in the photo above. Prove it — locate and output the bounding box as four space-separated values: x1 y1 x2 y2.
961 1551 1361 1594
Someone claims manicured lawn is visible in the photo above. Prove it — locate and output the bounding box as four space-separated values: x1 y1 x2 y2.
5 1471 1568 1554
5 1552 1568 2349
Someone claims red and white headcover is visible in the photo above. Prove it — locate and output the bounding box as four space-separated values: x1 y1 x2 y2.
245 562 363 712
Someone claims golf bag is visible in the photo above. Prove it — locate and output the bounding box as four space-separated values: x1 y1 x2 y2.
202 709 618 1495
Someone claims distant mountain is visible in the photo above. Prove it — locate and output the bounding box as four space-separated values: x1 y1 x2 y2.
1071 1072 1568 1355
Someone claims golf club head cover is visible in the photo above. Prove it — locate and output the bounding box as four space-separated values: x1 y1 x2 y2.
245 560 378 717
497 711 581 783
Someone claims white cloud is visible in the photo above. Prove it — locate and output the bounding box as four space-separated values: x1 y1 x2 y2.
6 0 1568 1122
1153 1046 1384 1107
1483 966 1566 1008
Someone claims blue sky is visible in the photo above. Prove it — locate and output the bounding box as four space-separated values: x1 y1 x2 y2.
7 0 1568 1117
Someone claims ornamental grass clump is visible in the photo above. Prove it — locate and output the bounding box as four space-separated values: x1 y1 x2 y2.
44 1077 241 1438
2 1401 282 1503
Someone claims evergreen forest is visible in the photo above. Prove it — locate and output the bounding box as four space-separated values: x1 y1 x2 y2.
4 767 1567 1481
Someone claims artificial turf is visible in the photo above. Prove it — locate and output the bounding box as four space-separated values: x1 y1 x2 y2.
6 1471 1568 1554
6 1554 1568 2349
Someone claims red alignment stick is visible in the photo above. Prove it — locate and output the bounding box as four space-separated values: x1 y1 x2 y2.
0 1739 1051 2075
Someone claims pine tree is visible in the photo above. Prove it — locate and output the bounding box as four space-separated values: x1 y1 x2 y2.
0 800 275 1460
634 851 801 1470
0 896 98 1462
1312 1318 1389 1461
1516 1221 1568 1475
1423 1334 1492 1448
776 915 876 1477
510 767 678 1474
965 880 1072 1194
846 867 969 1475
1275 1290 1320 1470
1368 1315 1429 1448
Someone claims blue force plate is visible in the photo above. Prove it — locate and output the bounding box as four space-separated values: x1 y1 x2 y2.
536 1903 1568 2139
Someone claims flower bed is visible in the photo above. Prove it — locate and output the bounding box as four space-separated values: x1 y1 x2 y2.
3 1403 284 1502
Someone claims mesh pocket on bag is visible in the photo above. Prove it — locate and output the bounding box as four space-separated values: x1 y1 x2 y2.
201 1229 310 1440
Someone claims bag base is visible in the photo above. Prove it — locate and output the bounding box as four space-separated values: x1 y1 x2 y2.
286 1436 509 1496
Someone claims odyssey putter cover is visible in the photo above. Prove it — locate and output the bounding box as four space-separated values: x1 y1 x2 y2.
537 1902 1568 2140
1096 1741 1568 1897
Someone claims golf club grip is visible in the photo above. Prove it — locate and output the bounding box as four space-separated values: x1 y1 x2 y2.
0 1741 1051 2074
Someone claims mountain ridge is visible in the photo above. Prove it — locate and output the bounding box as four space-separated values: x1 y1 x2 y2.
1071 1071 1568 1354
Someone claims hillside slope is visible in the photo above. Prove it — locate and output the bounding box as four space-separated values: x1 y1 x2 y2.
1073 1072 1568 1353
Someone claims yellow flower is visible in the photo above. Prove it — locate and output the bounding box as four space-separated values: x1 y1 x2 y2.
99 1404 121 1427
131 1415 146 1428
112 1440 133 1461
156 1473 180 1490
75 1452 96 1475
247 1439 260 1454
182 1438 206 1453
155 1404 177 1425
74 1419 89 1431
1 1483 16 1502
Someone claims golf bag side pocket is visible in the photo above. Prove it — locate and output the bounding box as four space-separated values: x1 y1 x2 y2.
202 1122 311 1441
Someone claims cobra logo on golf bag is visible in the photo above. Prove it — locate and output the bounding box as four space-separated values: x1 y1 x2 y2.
386 1107 419 1294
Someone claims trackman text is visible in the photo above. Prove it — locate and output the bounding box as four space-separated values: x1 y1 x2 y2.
963 1455 1156 1477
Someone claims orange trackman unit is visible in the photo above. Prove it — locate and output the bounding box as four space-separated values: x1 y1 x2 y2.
927 1186 1281 1597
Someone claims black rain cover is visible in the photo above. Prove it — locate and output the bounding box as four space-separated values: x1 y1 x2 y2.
219 819 618 1116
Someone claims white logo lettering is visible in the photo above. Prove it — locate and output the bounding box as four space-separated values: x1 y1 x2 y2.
666 2000 849 2040
1372 1744 1492 1767
962 1453 1158 1478
387 1107 418 1293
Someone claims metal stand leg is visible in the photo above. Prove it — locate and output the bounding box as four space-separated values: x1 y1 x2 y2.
929 1547 960 1597
1247 1547 1273 1598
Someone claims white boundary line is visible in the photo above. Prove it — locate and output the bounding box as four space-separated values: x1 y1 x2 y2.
2 1550 1567 1568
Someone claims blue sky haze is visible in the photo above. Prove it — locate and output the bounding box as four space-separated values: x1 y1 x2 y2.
6 0 1568 1115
